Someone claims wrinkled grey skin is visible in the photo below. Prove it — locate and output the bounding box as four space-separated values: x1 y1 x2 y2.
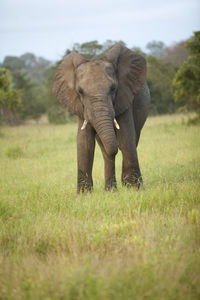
53 44 150 193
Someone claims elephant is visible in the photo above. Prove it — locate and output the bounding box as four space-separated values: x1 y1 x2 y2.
53 43 150 193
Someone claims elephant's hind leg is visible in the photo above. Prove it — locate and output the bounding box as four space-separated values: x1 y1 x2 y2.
133 81 150 147
116 109 143 189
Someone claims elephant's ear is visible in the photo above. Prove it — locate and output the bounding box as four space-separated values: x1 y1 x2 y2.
52 51 87 118
103 44 146 116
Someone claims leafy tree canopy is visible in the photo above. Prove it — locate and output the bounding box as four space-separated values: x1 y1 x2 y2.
163 40 189 68
0 68 11 91
0 68 22 125
146 41 166 58
173 31 200 118
64 40 126 59
2 53 51 85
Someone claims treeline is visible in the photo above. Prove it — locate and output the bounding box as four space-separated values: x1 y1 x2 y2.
0 53 51 124
0 32 199 125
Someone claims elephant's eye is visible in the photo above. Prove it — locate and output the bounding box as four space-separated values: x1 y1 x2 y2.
110 84 116 93
78 87 84 95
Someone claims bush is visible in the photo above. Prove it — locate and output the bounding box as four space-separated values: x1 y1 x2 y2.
173 31 200 119
6 146 24 159
47 105 68 124
0 68 23 125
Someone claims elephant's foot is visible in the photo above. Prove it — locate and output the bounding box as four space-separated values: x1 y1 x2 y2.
105 178 117 191
77 170 93 193
77 182 93 193
122 173 143 190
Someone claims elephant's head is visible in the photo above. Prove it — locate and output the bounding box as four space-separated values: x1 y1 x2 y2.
53 44 146 157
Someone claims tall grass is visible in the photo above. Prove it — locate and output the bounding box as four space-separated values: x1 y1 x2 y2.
0 114 199 300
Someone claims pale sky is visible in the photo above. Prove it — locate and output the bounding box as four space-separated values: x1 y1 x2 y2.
0 0 199 62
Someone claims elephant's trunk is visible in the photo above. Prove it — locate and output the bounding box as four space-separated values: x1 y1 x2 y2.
89 102 118 157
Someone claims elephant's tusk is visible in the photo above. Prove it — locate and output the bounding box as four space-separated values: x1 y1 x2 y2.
114 118 120 130
81 120 88 130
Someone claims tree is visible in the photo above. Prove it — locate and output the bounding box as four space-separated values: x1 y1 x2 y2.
65 40 126 59
0 69 22 125
20 53 37 69
12 71 46 120
3 53 51 84
163 40 189 68
146 41 166 58
19 53 51 84
71 40 103 59
2 53 51 121
3 56 24 72
147 56 178 114
173 31 200 119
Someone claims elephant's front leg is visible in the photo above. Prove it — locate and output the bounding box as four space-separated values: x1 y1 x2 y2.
77 119 95 193
96 135 117 191
116 109 143 189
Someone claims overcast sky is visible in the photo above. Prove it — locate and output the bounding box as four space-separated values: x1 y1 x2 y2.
0 0 199 62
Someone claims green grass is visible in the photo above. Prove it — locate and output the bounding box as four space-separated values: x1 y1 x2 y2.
0 114 200 300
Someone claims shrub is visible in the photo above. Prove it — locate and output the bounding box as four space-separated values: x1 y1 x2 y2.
6 146 24 159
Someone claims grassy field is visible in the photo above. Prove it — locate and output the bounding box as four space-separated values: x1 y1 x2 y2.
0 114 200 300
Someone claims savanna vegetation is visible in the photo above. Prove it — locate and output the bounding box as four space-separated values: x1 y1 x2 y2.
173 31 200 120
0 114 200 299
1 31 199 125
0 32 200 299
